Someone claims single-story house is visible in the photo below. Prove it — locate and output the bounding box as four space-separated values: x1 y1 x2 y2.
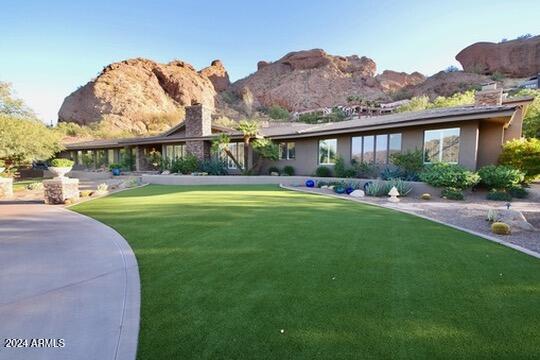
62 84 533 175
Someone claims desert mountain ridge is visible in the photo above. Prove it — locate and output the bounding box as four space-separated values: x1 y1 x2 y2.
58 36 539 134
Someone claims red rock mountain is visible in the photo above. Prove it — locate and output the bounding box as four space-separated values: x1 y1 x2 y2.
456 35 540 77
231 49 424 111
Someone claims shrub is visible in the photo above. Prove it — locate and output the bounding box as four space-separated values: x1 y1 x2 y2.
315 166 332 177
199 159 228 175
420 163 479 189
268 105 290 120
486 189 512 201
386 178 413 197
282 165 295 176
97 183 108 193
389 149 424 179
334 156 356 178
478 165 524 190
499 138 540 182
352 160 378 179
80 190 92 197
421 193 432 200
317 180 328 188
171 154 200 174
441 187 464 200
26 182 43 190
365 181 390 197
509 185 528 199
268 166 280 175
491 222 511 235
108 163 121 170
50 158 74 168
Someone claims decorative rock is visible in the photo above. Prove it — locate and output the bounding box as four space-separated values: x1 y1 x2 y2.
350 190 365 198
388 186 400 203
161 170 171 175
491 222 511 235
43 178 79 205
486 208 535 231
0 177 13 198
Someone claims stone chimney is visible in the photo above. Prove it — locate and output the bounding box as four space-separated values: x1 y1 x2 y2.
185 102 212 137
475 82 503 106
185 102 212 160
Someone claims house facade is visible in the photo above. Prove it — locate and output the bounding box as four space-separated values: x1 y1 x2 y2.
63 85 532 175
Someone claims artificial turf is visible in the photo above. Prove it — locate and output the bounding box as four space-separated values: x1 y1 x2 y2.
72 185 540 359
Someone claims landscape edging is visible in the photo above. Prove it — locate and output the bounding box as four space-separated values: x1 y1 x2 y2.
280 184 540 260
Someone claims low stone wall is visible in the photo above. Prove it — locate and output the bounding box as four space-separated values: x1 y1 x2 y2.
45 170 113 180
141 175 437 197
43 178 80 204
0 177 13 198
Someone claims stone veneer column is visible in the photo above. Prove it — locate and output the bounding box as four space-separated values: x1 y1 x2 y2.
185 103 213 161
43 178 80 204
0 177 13 198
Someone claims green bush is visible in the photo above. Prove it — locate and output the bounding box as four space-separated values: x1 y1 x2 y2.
486 189 512 201
509 186 528 199
499 138 540 182
171 154 199 174
441 187 464 200
352 160 378 179
50 158 74 168
389 149 424 178
334 156 356 178
365 181 389 197
200 159 228 175
268 166 280 175
282 165 295 176
386 178 413 197
315 166 332 177
420 163 479 189
478 165 524 190
108 163 121 170
268 105 290 120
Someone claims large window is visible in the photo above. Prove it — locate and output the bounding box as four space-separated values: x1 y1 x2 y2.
107 149 116 165
351 133 401 164
226 143 245 169
424 128 460 164
279 142 296 160
319 139 337 165
164 144 185 161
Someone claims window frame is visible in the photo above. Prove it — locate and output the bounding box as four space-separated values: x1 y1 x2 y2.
423 127 460 164
351 133 402 164
318 138 337 165
279 142 296 160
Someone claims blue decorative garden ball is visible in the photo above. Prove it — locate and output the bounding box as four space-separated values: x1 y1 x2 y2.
112 168 121 176
345 187 355 195
334 186 346 194
305 179 315 188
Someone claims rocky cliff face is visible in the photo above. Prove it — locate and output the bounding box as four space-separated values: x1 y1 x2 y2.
58 58 223 133
230 49 423 111
456 35 540 77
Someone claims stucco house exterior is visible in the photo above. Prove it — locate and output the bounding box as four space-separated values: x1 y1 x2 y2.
62 84 533 175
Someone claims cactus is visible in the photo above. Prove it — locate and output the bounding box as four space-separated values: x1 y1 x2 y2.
421 193 431 200
491 222 511 235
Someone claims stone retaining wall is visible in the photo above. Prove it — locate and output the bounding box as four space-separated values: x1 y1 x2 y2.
141 175 437 197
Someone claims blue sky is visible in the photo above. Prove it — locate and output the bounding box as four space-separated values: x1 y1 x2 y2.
1 0 538 124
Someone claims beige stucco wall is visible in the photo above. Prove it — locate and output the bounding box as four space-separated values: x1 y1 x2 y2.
264 120 483 175
477 121 505 168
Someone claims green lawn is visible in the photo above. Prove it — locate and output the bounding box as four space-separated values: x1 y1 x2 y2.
72 185 540 359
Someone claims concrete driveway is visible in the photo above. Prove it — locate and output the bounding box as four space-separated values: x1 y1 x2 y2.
0 204 140 360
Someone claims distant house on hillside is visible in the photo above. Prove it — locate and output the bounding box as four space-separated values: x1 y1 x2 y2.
519 74 539 89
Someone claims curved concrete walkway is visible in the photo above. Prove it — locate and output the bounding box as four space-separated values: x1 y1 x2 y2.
0 204 140 360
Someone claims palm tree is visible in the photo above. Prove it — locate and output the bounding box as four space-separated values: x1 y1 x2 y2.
236 120 259 170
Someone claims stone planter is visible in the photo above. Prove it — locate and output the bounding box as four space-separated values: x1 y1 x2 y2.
0 177 13 198
48 166 73 179
43 178 79 204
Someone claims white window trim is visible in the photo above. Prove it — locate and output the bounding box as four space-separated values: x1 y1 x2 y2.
318 139 337 165
423 127 460 164
351 133 402 165
280 142 296 160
